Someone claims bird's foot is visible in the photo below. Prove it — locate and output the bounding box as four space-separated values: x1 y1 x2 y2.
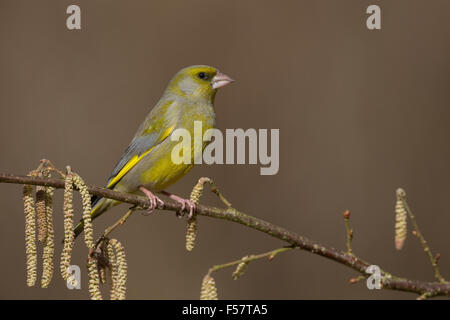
161 191 196 219
139 186 164 215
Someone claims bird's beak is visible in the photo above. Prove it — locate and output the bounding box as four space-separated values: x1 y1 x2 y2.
211 72 235 89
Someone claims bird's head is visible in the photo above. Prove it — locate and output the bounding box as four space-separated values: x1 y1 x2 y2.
167 65 234 102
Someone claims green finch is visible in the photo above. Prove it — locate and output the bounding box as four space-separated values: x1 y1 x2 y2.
73 65 234 239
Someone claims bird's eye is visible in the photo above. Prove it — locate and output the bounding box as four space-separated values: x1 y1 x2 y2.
198 72 208 80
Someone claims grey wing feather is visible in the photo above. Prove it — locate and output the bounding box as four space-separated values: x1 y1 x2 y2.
105 132 161 188
104 99 180 189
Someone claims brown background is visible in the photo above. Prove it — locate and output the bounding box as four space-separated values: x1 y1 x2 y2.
1 0 450 299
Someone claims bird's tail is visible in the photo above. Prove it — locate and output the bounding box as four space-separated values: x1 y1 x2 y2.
73 196 118 240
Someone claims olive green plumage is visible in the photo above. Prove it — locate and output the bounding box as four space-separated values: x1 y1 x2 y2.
73 65 233 239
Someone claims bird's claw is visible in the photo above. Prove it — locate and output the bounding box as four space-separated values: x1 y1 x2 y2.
139 187 163 215
169 195 196 219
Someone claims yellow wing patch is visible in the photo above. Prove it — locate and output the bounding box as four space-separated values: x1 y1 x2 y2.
106 125 175 188
106 147 155 188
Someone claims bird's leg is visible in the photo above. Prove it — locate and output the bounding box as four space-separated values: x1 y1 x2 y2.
139 186 164 215
160 190 196 219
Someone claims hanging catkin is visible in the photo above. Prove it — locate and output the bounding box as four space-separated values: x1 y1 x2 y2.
395 188 407 250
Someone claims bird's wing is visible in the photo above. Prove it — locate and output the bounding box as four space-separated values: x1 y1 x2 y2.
105 100 178 189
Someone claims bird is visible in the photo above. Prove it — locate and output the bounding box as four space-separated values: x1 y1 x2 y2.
73 65 234 239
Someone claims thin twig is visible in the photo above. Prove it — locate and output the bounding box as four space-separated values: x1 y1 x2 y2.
209 183 232 208
208 246 294 275
190 177 232 208
94 208 135 248
417 291 438 300
342 210 353 255
349 275 365 284
400 195 446 283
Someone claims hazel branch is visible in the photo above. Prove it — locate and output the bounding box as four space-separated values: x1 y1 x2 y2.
2 172 450 298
